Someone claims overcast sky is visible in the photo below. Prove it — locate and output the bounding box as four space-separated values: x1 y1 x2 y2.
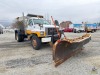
0 0 100 23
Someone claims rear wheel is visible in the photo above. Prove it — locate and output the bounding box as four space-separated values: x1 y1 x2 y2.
77 30 80 33
15 33 17 40
15 33 24 42
31 35 41 50
91 30 94 33
87 31 89 33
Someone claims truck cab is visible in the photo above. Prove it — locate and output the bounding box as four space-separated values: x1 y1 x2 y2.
85 24 97 33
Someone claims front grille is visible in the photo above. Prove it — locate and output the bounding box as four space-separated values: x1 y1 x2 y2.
46 28 58 35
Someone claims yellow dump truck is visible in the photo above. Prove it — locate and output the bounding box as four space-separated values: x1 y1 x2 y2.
15 14 61 50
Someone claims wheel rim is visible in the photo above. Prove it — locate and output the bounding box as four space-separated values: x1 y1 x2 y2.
32 39 37 47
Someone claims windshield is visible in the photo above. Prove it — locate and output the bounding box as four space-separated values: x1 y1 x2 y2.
33 19 50 25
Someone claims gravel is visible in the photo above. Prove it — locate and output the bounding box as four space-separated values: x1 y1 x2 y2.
0 31 100 75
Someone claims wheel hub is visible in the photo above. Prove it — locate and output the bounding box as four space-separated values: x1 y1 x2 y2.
32 39 37 47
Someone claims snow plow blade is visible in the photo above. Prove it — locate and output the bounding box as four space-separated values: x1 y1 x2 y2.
53 34 91 67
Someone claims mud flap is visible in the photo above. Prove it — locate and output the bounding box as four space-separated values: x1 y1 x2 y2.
53 34 91 67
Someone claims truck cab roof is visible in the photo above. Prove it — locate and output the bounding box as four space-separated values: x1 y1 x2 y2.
27 14 43 18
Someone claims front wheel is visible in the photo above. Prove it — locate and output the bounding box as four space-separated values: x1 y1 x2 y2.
31 35 41 50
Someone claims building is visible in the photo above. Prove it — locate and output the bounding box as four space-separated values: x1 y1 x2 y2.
60 21 72 29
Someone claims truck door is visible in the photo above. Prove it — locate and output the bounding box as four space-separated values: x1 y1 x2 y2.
33 19 41 31
26 19 34 34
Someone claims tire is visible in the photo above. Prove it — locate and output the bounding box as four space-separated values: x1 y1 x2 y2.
87 31 89 33
77 30 80 33
73 29 76 33
31 35 41 50
16 33 24 42
91 30 94 33
15 33 17 40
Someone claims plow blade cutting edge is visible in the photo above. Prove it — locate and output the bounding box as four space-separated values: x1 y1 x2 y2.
53 34 91 67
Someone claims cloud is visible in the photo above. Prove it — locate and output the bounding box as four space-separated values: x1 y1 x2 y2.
0 0 100 23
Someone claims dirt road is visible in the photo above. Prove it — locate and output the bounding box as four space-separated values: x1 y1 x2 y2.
0 31 100 75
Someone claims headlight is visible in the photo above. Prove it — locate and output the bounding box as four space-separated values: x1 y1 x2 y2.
40 31 44 35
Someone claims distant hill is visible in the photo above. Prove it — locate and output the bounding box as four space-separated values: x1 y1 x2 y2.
0 21 12 27
0 24 5 28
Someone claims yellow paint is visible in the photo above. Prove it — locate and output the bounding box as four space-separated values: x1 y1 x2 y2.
25 30 32 34
25 30 45 37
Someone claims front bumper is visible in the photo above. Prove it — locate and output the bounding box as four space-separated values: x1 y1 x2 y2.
41 34 60 43
41 37 51 42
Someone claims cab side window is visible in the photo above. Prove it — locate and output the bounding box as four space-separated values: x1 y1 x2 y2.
28 19 33 26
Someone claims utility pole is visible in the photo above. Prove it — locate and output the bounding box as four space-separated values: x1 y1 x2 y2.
22 12 25 30
22 12 25 24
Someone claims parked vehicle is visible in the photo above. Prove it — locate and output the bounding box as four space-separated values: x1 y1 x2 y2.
0 26 3 34
73 24 85 33
64 27 73 32
63 24 74 32
85 24 97 33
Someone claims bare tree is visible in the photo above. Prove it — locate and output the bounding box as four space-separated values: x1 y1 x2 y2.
60 21 72 28
12 20 25 30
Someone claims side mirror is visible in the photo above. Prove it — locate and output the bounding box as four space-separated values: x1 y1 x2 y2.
55 20 59 26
